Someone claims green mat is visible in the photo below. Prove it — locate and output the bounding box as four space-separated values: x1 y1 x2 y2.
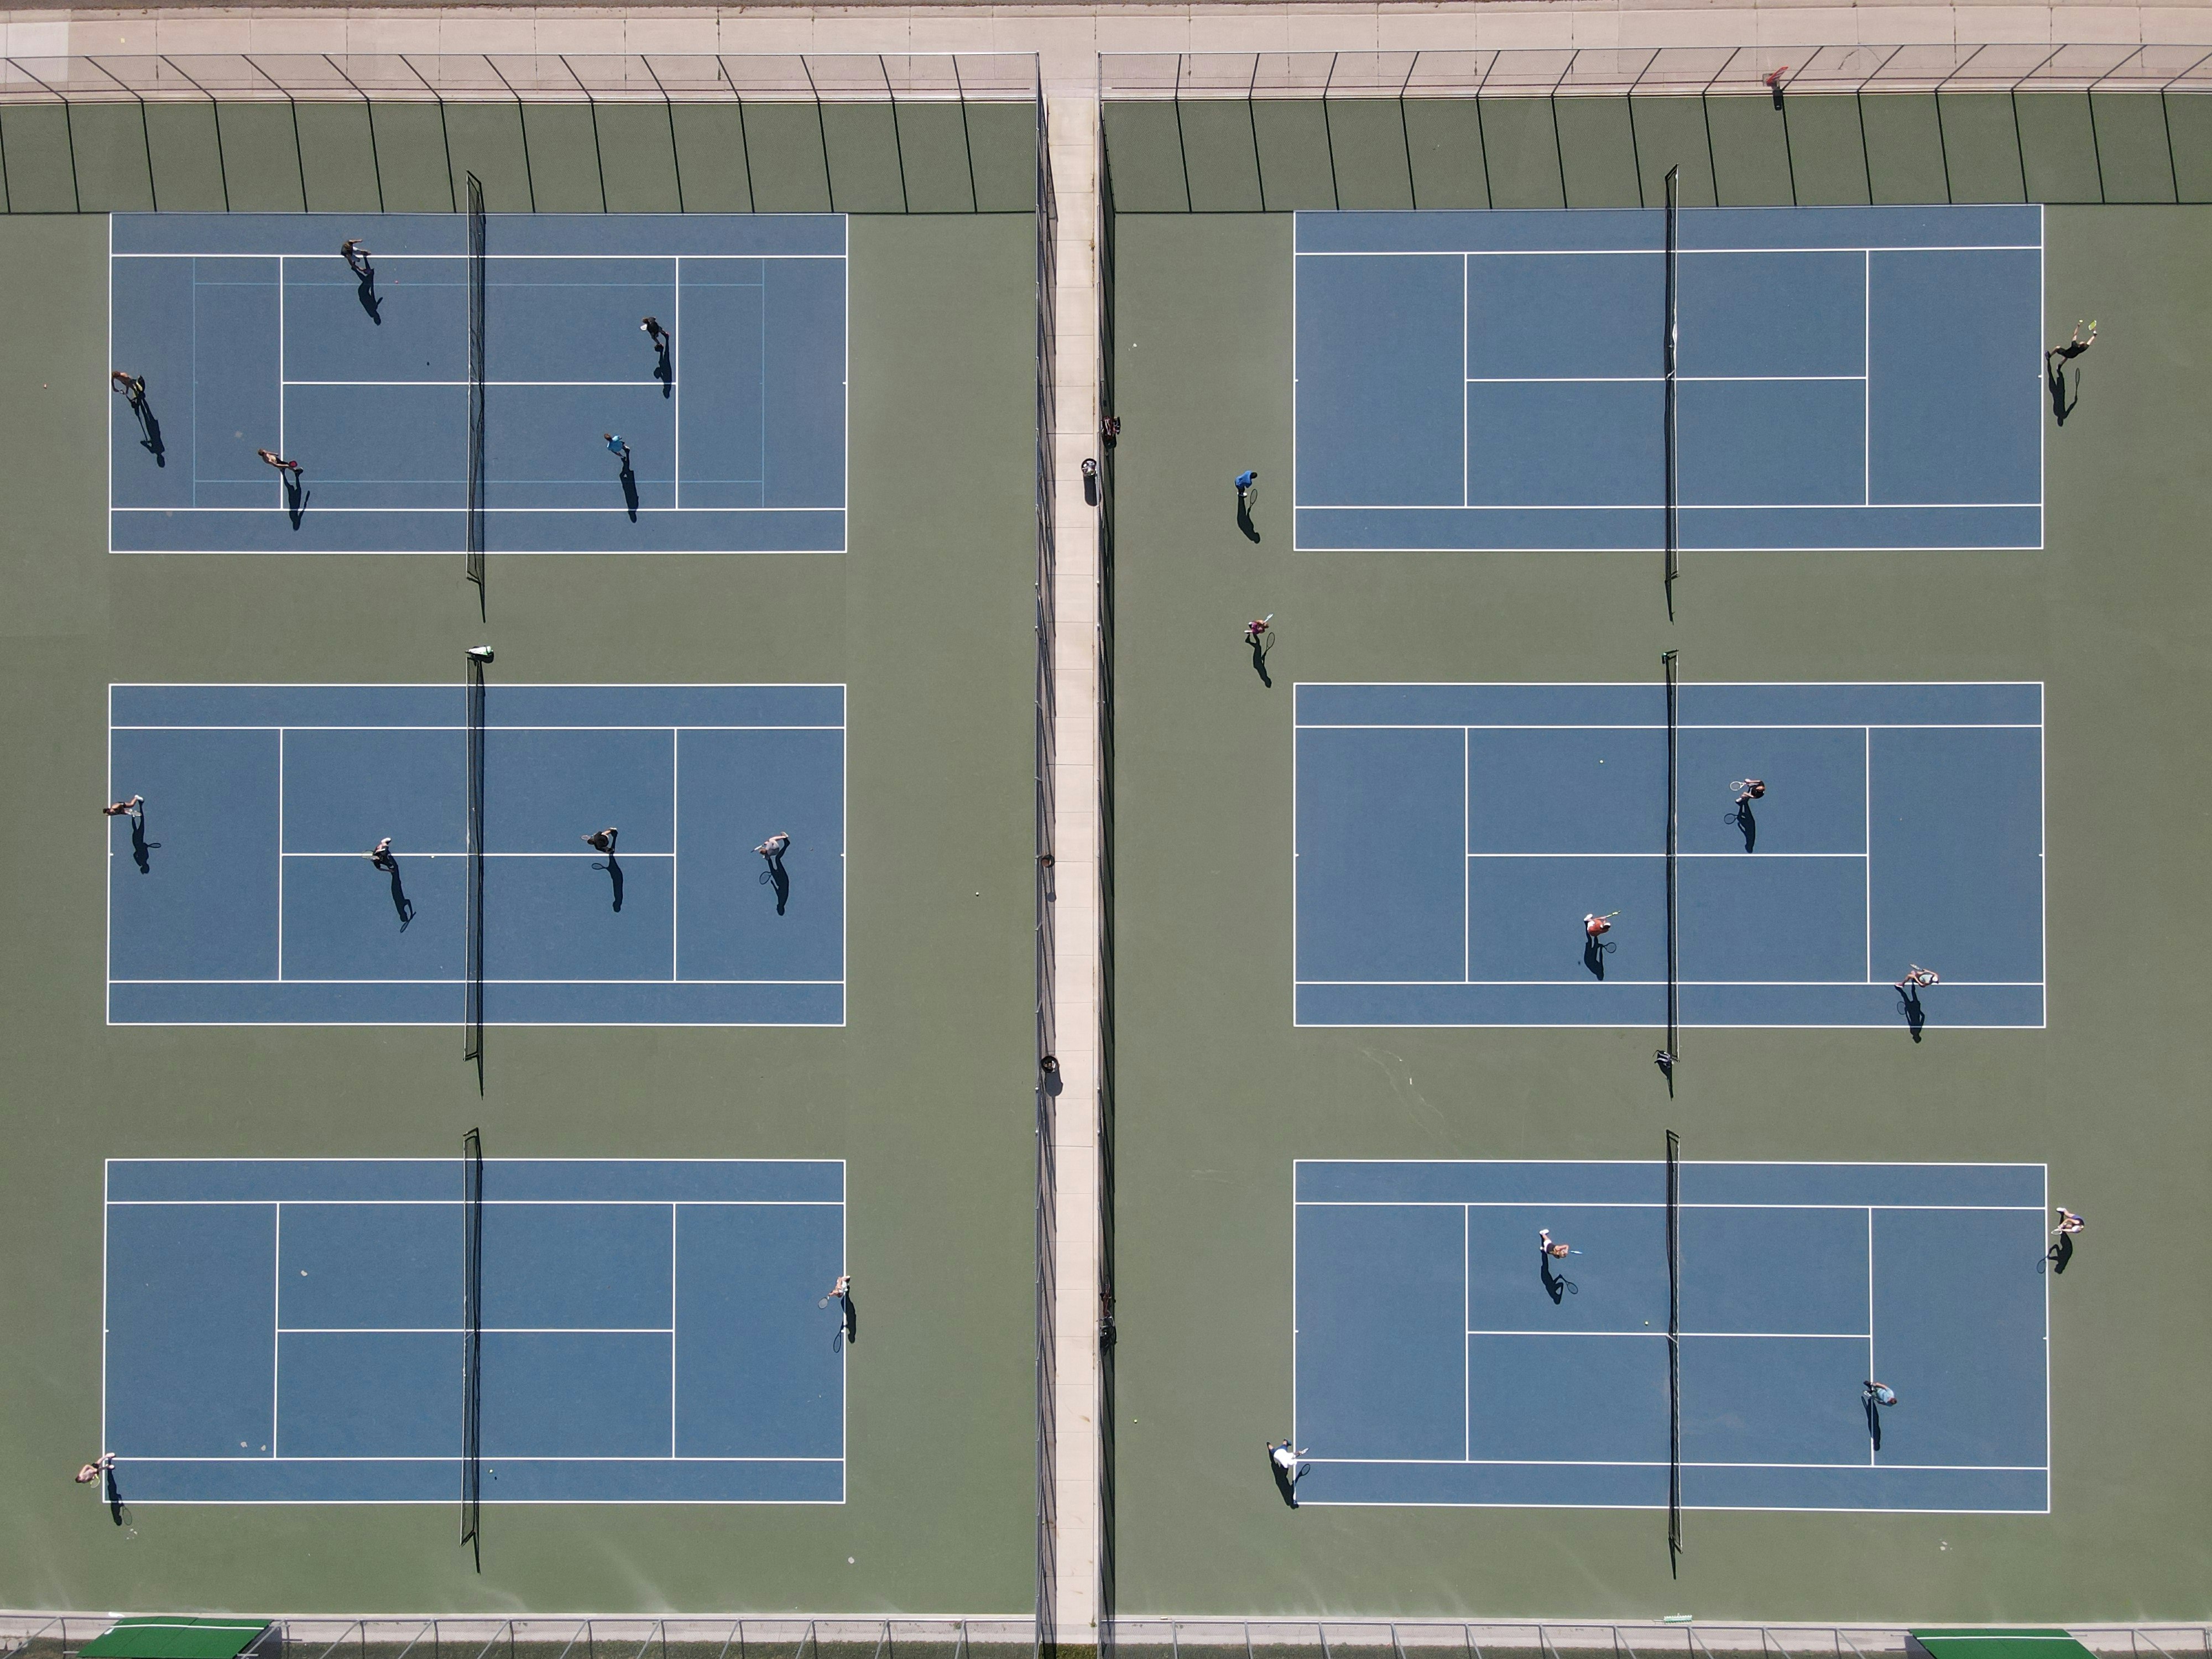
1911 1633 2098 1659
80 1619 278 1659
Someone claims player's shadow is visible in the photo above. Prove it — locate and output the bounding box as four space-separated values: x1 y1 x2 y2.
831 1291 857 1348
759 852 790 914
1267 1447 1304 1508
104 1465 131 1528
2045 1232 2075 1275
128 814 158 874
1863 1392 1885 1451
1728 802 1757 852
1897 985 1927 1042
594 853 624 912
133 398 166 466
382 858 415 930
654 340 674 398
1236 489 1260 544
1540 1252 1578 1304
2047 357 2081 425
1582 935 1615 979
284 475 309 530
356 268 383 325
1249 632 1272 687
619 460 640 523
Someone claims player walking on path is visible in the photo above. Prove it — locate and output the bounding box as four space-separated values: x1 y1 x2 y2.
103 794 145 821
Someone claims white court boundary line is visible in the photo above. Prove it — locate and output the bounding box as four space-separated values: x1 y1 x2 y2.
1288 680 2047 1027
107 227 849 557
1290 207 2046 554
1289 1158 2052 1513
105 684 850 1029
102 1156 849 1504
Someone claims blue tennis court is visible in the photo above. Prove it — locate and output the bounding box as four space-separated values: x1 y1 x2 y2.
1294 682 2043 1029
1293 205 2042 552
1293 1160 2049 1512
108 684 844 1026
103 1158 844 1503
110 213 844 554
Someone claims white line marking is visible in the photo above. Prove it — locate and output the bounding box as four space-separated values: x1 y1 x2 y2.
275 729 285 979
1466 1329 1873 1340
279 1326 676 1334
271 1203 283 1458
1866 1205 1879 1467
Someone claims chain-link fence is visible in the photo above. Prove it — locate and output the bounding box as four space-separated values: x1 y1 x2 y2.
0 53 1038 106
4 1618 2210 1659
1099 45 2212 101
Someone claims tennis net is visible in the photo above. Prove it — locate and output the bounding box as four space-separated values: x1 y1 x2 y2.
1660 650 1680 1078
1662 165 1681 612
463 653 486 1066
465 173 487 604
1665 1127 1682 1571
460 1126 484 1569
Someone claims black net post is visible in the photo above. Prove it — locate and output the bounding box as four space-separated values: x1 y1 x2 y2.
465 173 487 612
460 1126 484 1569
1662 165 1680 615
1665 1128 1682 1573
463 650 488 1071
